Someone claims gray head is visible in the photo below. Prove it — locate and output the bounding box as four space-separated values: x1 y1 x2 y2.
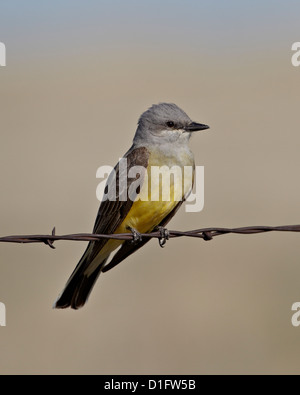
133 103 209 146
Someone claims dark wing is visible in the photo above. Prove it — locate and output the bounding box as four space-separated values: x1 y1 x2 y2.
54 146 150 309
82 146 150 264
101 199 185 273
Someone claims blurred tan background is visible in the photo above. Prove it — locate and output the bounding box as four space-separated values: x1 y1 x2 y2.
0 1 300 374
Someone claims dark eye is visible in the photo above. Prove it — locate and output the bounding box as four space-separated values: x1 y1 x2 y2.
166 121 175 128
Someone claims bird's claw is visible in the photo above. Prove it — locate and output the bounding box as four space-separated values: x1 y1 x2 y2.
157 226 169 248
127 227 143 244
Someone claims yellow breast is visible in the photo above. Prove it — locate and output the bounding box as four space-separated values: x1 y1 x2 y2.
116 149 194 234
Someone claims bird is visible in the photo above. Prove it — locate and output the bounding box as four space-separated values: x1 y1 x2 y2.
54 103 209 309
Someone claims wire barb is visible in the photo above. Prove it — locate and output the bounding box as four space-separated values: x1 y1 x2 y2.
157 227 170 248
43 227 56 250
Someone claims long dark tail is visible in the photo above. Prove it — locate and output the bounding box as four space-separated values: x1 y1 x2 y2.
53 254 108 310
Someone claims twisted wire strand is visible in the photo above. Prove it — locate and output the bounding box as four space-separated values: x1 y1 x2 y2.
0 225 299 249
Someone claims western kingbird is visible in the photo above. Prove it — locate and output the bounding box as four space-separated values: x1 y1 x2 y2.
54 103 209 309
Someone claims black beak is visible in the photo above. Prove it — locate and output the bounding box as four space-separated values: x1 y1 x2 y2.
184 122 210 132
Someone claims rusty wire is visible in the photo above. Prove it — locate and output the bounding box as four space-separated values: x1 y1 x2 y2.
0 225 300 249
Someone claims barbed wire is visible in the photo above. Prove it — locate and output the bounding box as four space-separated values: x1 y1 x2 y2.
0 224 300 249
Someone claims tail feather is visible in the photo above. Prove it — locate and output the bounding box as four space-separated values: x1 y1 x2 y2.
53 255 108 310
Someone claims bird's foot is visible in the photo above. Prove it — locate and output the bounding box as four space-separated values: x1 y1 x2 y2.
127 227 143 244
156 226 170 248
